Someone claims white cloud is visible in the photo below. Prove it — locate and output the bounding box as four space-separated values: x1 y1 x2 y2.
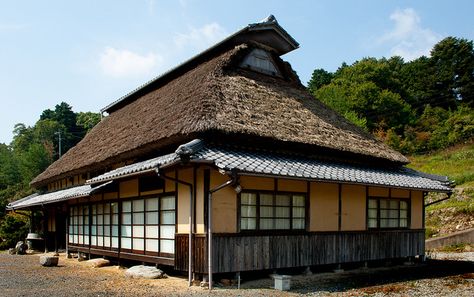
174 23 227 51
98 22 226 78
379 8 442 61
99 47 162 77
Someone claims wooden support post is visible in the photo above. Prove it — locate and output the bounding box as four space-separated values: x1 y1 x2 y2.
43 208 49 253
65 207 69 256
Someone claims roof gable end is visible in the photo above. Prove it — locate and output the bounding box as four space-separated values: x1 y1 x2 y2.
102 15 298 114
239 48 282 77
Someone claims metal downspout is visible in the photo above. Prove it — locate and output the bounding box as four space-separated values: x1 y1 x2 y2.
156 169 194 287
208 175 237 290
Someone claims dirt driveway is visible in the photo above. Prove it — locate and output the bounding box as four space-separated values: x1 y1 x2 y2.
0 252 473 296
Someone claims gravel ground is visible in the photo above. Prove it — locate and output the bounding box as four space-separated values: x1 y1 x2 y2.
0 252 472 297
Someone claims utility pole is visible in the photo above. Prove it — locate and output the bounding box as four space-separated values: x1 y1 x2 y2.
55 131 62 158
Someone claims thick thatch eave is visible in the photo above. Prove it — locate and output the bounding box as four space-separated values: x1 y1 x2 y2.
31 43 408 188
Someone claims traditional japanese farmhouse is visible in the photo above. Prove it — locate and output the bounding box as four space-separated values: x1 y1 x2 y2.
7 16 452 286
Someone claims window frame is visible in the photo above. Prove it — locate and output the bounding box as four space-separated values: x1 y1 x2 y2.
367 196 411 230
68 191 176 258
68 204 90 247
238 190 308 232
118 194 176 257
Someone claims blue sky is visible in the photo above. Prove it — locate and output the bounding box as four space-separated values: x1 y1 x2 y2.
1 0 473 144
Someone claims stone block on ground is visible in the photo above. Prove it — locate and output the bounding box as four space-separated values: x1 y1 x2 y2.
15 241 28 255
85 258 111 268
274 275 292 291
40 255 59 267
125 265 167 279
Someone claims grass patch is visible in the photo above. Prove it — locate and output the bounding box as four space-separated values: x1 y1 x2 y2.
426 199 474 215
425 214 442 238
408 141 474 186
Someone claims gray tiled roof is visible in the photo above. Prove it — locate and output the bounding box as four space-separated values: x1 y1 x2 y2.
192 145 452 192
86 140 451 192
11 139 450 210
86 153 178 185
7 182 112 210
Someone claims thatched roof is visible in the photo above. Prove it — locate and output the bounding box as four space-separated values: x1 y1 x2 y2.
102 15 299 114
31 20 408 188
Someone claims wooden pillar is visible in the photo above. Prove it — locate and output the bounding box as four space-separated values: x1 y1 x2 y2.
337 184 342 231
65 206 69 256
43 208 49 253
53 208 58 252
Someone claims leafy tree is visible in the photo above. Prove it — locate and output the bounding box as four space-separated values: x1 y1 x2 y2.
0 212 29 249
397 105 474 154
308 68 333 94
430 37 474 107
0 145 21 189
314 58 412 132
18 143 52 183
310 36 474 154
10 122 54 184
342 111 368 131
400 56 435 113
40 102 82 156
40 102 77 131
34 119 63 144
0 102 101 247
450 106 474 141
11 123 34 153
76 112 101 133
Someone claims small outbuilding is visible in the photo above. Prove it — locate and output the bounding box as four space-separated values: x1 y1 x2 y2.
7 16 451 286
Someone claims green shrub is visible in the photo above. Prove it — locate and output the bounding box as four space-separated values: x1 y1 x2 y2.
425 227 438 239
438 243 470 252
0 212 29 249
394 105 474 154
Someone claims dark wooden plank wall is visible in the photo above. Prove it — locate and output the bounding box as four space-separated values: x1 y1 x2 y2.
174 234 206 272
176 230 424 273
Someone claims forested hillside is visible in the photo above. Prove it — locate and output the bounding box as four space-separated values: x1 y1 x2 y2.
0 103 100 216
308 36 474 154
